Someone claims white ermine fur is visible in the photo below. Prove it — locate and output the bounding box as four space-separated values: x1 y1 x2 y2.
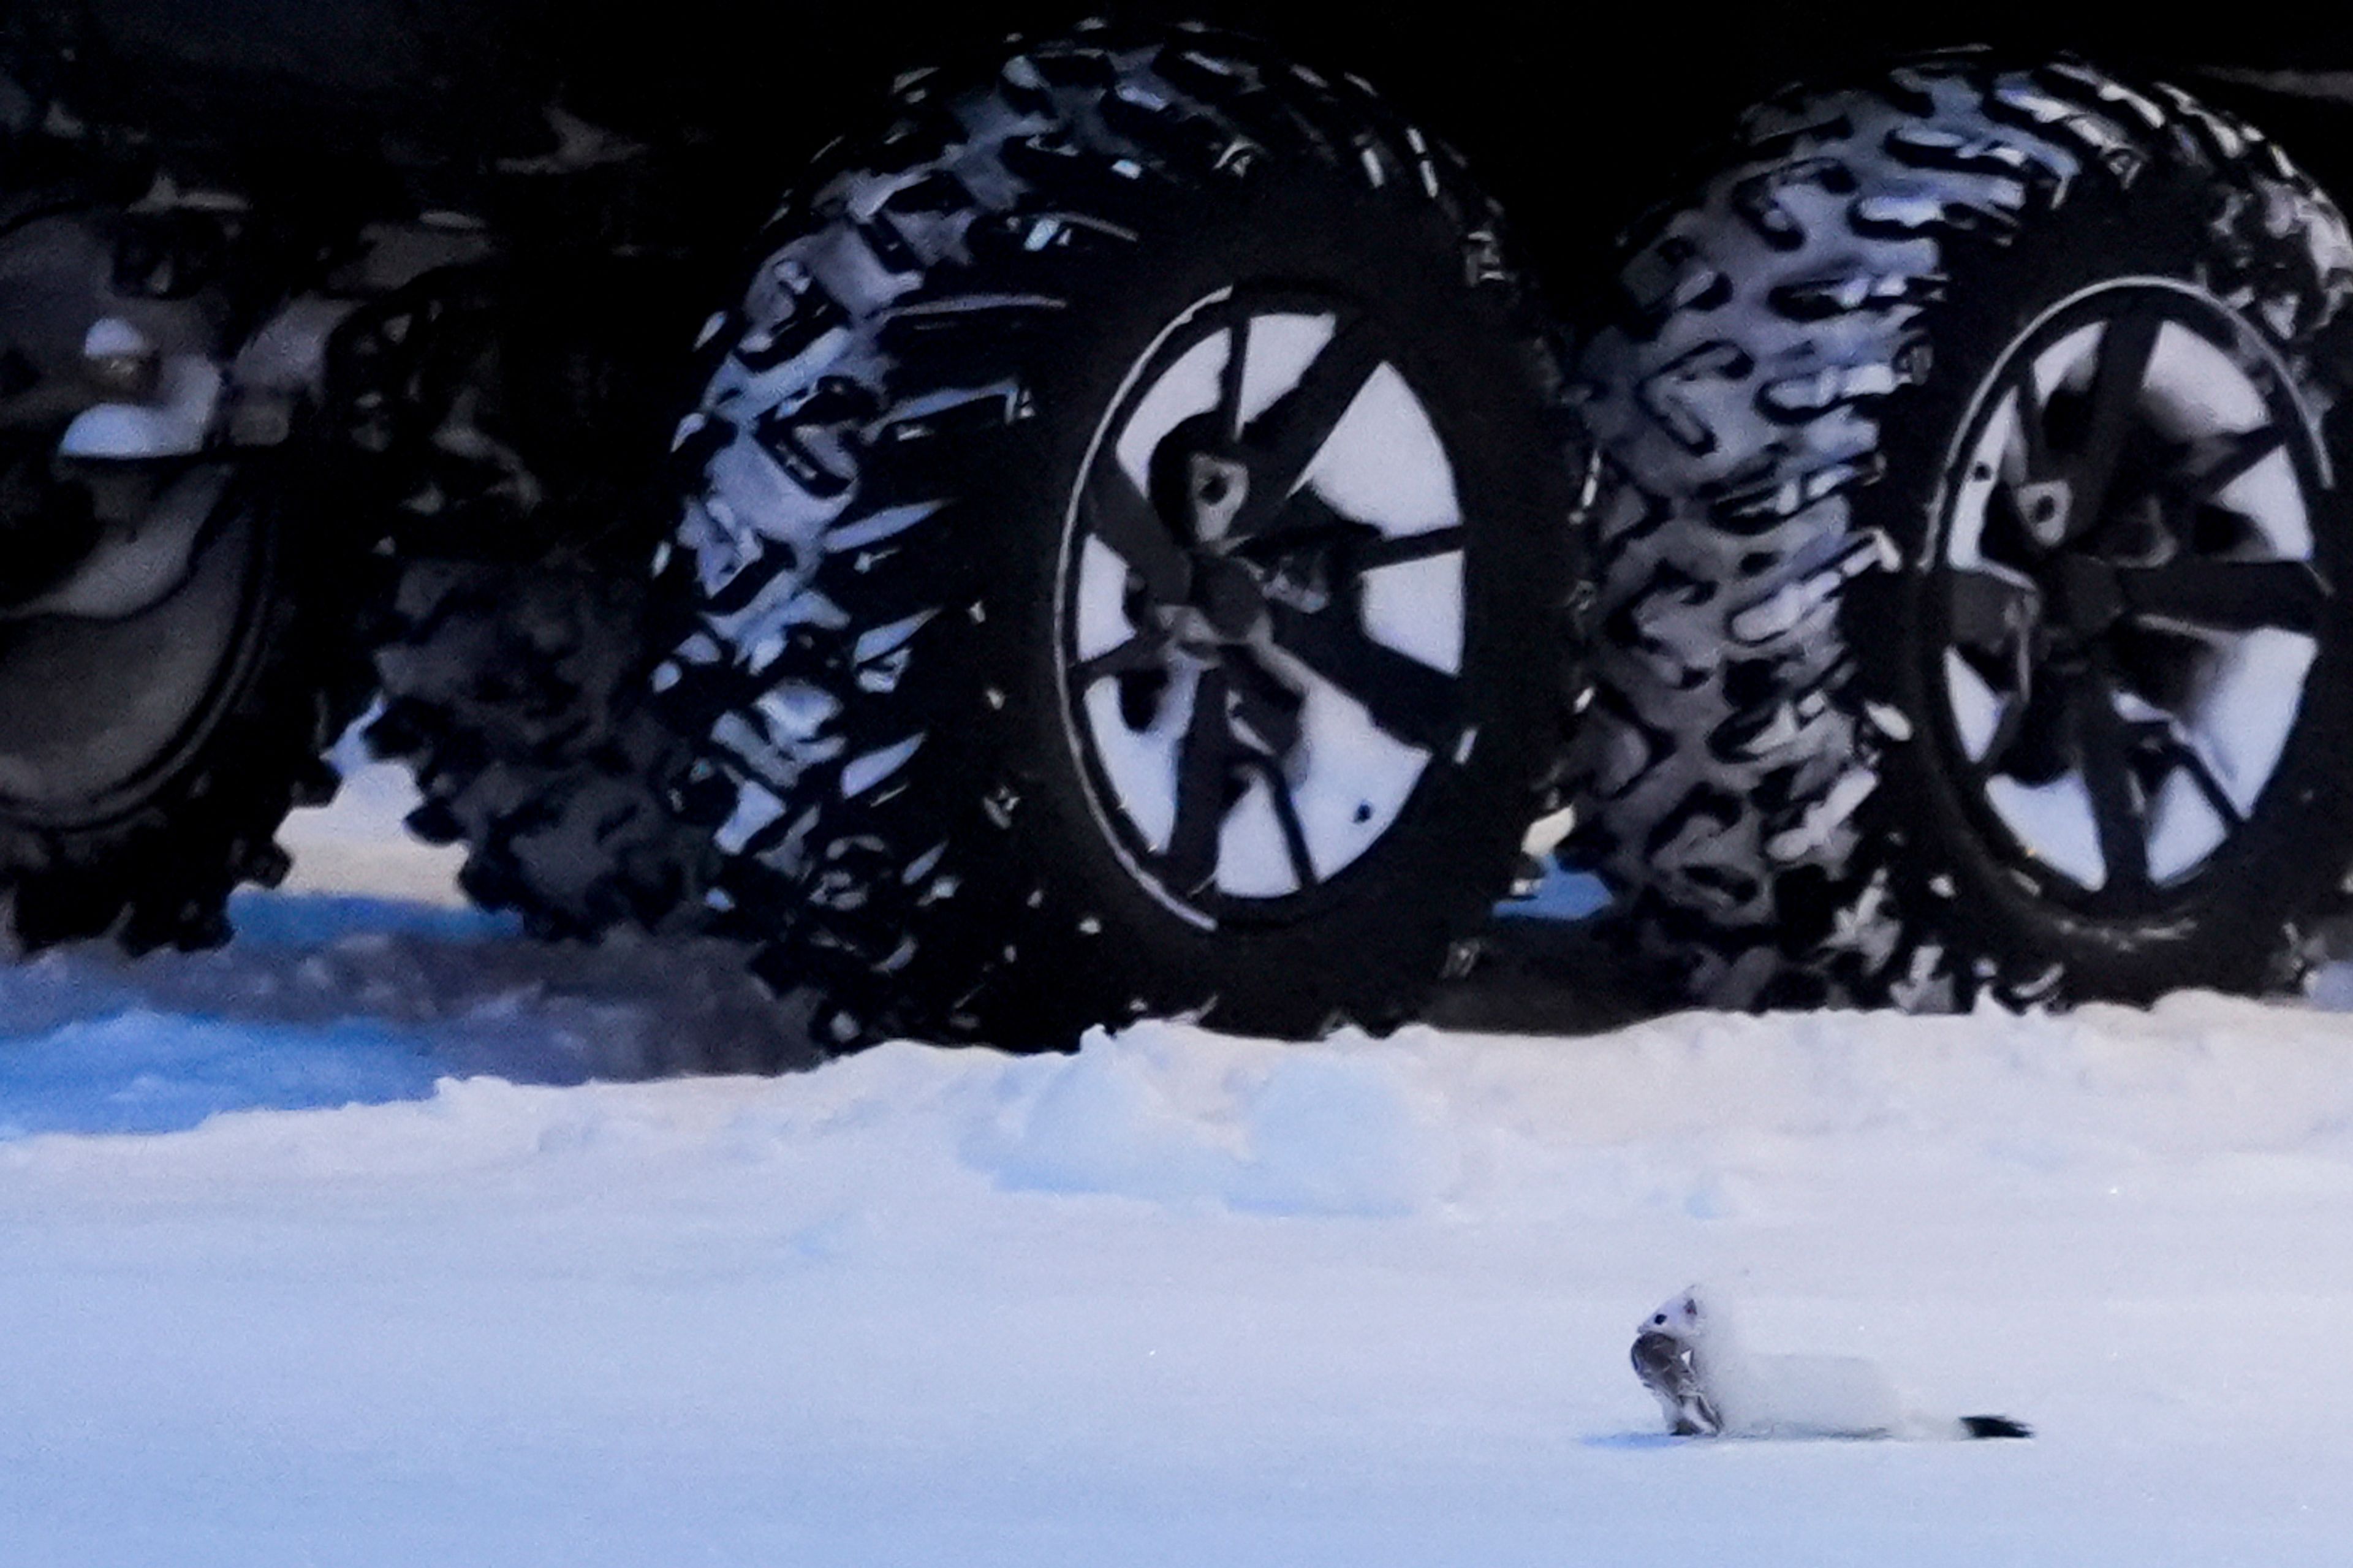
1631 1285 2030 1441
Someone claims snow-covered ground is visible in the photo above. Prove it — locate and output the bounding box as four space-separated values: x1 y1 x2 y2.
5 765 2353 1564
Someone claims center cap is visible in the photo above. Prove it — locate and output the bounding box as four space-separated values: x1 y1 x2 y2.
2050 555 2124 640
1194 551 1265 640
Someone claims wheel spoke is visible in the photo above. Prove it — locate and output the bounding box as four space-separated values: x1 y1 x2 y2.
1269 600 1460 752
1226 651 1303 758
1234 485 1373 564
1071 631 1169 686
1215 320 1248 444
1082 459 1189 604
2119 558 2328 635
1163 665 1234 895
1237 487 1460 578
2176 423 2290 502
1944 564 2040 656
1357 525 1465 571
2071 675 2148 888
2151 723 2248 828
1972 686 2030 775
2072 311 2161 528
1235 317 1384 529
2010 359 2053 482
1243 753 1320 890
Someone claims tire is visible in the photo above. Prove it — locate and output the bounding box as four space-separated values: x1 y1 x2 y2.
0 203 371 953
656 27 1578 1050
366 548 713 939
1572 58 2353 1009
345 276 719 941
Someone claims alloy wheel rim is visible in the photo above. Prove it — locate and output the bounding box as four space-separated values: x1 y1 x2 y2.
1058 287 1472 925
1931 279 2333 904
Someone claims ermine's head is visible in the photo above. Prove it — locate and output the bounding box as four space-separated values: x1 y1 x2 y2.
1640 1287 1711 1345
1631 1286 1722 1436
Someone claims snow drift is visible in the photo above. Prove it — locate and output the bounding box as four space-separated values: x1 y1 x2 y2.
5 887 2353 1564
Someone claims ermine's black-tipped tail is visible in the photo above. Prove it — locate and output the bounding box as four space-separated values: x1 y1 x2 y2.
1961 1415 2033 1439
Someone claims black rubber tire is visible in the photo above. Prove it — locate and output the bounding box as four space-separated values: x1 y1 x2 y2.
656 26 1578 1050
1572 58 2353 1009
346 277 719 941
366 547 714 939
0 189 373 956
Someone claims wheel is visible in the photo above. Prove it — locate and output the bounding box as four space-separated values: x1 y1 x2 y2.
1573 58 2353 1008
366 548 713 937
0 206 369 952
346 273 718 940
656 27 1577 1050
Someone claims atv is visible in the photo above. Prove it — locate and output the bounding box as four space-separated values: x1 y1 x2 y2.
5 2 2352 1048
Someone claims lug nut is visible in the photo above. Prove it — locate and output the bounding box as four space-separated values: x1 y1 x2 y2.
81 316 159 397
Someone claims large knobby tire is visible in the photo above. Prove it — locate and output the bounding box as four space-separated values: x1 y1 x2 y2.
1574 58 2353 1009
0 202 371 955
366 547 713 939
656 28 1578 1050
347 276 719 942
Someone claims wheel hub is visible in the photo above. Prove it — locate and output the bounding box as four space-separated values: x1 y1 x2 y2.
1184 550 1267 643
0 208 269 828
1931 281 2332 899
0 444 99 605
2047 554 2124 643
1059 288 1471 918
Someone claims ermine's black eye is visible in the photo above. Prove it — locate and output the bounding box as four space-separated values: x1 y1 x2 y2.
1653 1313 1668 1325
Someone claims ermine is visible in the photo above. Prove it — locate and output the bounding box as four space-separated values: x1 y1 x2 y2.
1631 1285 2031 1441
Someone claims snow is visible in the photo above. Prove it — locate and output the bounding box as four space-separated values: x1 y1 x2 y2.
1360 550 1464 675
274 754 468 906
1082 656 1195 854
1303 362 1462 537
1287 670 1425 881
2191 625 2316 814
2145 762 2230 882
1238 312 1335 429
1113 319 1226 491
8 775 2353 1562
1985 771 2109 888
